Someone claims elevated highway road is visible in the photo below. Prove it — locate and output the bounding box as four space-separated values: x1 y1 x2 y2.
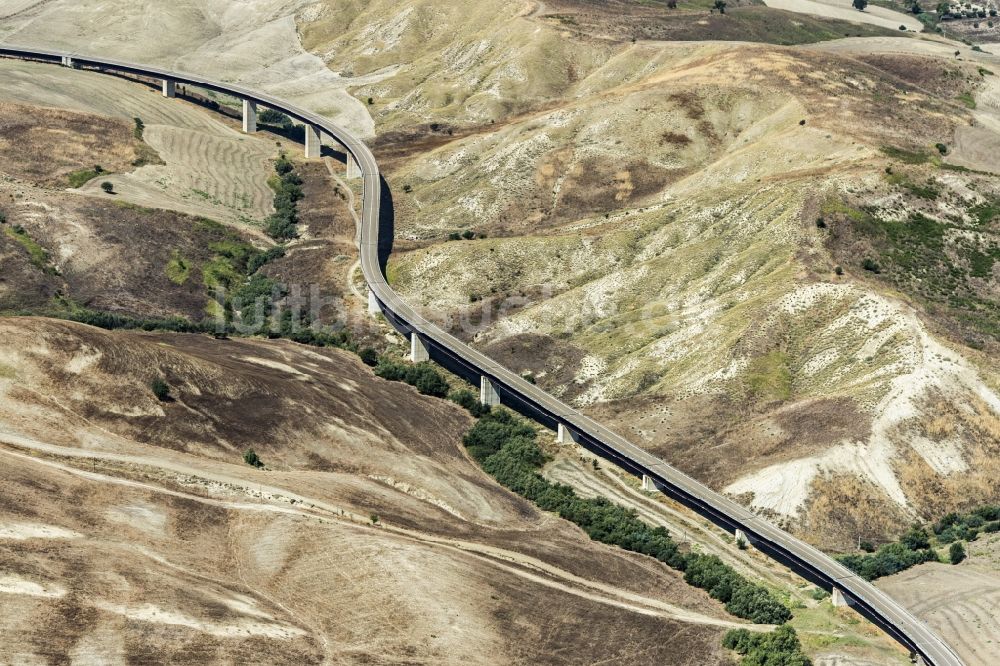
0 45 964 666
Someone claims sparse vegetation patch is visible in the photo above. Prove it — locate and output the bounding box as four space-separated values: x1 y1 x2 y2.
5 225 57 275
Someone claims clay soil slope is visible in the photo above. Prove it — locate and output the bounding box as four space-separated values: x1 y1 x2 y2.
0 317 736 664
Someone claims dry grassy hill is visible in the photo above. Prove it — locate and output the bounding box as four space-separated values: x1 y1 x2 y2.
0 317 743 664
0 87 796 663
4 0 1000 662
383 35 1000 551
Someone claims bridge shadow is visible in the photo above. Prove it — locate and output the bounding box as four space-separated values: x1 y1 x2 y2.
377 175 394 274
320 144 348 166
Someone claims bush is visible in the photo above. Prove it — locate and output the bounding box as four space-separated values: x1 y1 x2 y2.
900 525 930 550
259 109 292 126
0 210 6 224
150 378 170 401
133 116 145 140
265 157 305 241
449 389 491 417
936 143 948 155
950 541 966 564
246 246 286 275
861 257 881 273
839 541 938 580
723 625 811 666
358 347 378 366
100 181 115 194
243 448 263 468
375 360 449 397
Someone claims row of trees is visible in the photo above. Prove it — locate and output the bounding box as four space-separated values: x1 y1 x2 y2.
461 409 792 624
265 156 304 241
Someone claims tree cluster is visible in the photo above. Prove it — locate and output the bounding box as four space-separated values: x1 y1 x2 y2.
722 625 811 666
265 156 304 241
374 360 450 397
462 410 792 624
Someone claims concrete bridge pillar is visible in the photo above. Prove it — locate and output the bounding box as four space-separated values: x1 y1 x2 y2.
642 474 656 491
480 376 500 407
242 100 257 134
735 529 749 548
557 423 578 444
347 154 362 179
831 587 848 608
304 124 322 158
410 332 429 363
60 55 73 67
162 79 176 98
367 290 381 315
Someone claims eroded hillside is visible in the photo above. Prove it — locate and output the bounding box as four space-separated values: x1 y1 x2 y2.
381 37 1000 549
3 0 1000 662
0 317 744 664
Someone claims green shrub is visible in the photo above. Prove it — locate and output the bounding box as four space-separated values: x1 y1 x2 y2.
259 109 292 126
243 448 263 468
374 360 449 397
900 525 930 550
861 257 881 273
100 181 115 194
67 167 105 188
722 625 811 666
449 389 491 417
246 246 285 275
358 347 378 366
839 541 938 580
150 378 170 401
950 541 966 564
231 274 286 312
265 157 305 241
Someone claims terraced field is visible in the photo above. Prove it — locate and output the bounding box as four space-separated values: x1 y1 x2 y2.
0 59 275 226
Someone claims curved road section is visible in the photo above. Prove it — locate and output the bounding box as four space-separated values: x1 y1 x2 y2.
0 45 963 666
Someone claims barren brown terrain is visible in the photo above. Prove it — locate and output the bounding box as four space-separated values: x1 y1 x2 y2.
0 317 736 664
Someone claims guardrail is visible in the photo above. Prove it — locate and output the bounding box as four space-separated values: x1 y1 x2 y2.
0 45 963 666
